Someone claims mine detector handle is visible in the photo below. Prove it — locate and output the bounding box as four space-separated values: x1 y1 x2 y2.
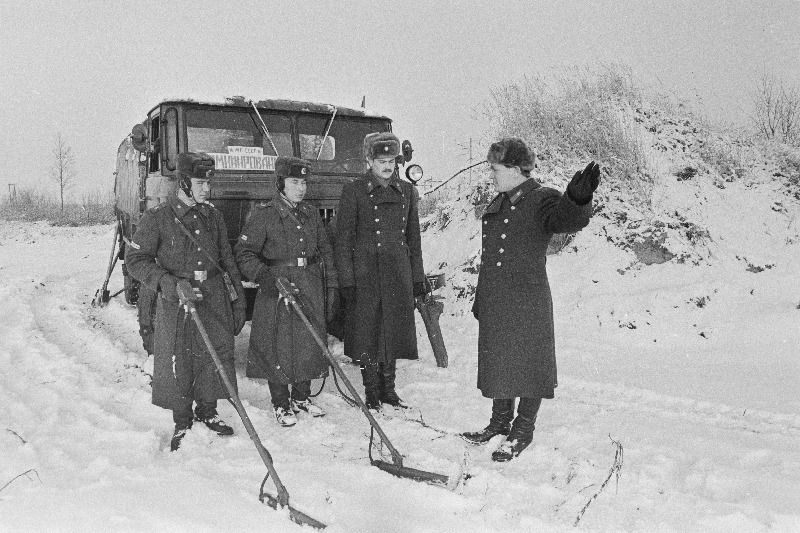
275 278 406 468
175 285 294 509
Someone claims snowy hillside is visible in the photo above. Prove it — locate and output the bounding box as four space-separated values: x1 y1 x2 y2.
1 112 800 530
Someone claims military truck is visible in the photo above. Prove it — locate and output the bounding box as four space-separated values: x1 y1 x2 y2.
103 96 423 352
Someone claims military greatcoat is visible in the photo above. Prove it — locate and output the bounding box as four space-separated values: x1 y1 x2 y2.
126 196 245 410
234 197 336 384
335 172 425 364
472 179 592 399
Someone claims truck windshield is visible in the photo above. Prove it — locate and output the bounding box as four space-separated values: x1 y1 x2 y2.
297 115 388 174
186 109 292 171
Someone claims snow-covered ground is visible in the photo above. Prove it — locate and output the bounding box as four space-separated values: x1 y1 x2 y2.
1 157 799 532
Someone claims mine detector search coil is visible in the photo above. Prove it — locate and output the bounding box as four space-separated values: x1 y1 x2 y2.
274 278 452 487
175 283 327 530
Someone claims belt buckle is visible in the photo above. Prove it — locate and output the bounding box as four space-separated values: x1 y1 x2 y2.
194 270 208 282
297 258 307 267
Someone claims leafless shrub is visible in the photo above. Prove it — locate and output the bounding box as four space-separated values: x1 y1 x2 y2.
751 72 800 145
699 134 748 181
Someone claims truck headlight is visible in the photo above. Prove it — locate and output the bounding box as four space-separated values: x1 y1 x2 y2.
405 164 423 184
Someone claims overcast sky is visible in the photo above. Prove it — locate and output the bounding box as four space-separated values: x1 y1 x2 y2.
2 0 799 197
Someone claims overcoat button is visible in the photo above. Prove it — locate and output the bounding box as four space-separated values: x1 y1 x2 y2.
195 230 200 234
501 234 506 239
376 231 380 234
511 206 516 210
496 262 502 266
504 219 509 223
499 249 504 253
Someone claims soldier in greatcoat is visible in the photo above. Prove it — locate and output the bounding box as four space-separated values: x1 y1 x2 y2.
127 152 246 451
461 138 601 462
335 132 426 410
235 157 337 427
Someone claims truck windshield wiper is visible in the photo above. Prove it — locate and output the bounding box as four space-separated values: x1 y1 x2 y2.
316 105 337 161
249 100 279 156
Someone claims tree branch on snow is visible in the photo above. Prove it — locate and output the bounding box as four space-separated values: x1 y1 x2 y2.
0 469 41 495
573 435 624 527
5 429 26 444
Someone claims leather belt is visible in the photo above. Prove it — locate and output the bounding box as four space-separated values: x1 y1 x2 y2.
173 269 220 282
265 256 319 268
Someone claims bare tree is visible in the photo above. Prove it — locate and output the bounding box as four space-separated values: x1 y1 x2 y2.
50 133 75 213
751 73 800 145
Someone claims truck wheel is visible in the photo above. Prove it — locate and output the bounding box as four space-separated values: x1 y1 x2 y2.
122 264 139 305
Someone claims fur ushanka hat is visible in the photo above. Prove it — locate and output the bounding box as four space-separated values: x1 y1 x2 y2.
177 152 215 179
274 156 312 178
363 132 401 159
486 138 535 172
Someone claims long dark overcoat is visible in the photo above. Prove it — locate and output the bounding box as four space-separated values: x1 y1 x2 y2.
335 173 425 364
234 198 336 384
126 196 245 410
472 179 592 399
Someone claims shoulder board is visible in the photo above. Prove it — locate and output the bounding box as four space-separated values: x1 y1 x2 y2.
255 200 273 208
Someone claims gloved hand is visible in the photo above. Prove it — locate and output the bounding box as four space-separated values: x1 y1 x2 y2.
326 288 339 323
159 274 180 301
339 286 356 307
256 268 278 297
233 300 246 335
275 276 299 299
566 161 601 205
413 281 426 298
176 279 201 306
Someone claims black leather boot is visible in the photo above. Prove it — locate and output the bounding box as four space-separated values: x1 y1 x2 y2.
492 397 542 462
461 398 514 445
360 364 382 410
171 405 193 451
194 400 234 436
379 360 409 409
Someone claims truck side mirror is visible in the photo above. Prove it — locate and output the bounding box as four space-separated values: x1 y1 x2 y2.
131 123 148 152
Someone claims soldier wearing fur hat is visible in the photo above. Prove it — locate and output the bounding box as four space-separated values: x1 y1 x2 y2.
461 137 601 462
335 132 426 410
126 152 246 451
234 156 337 427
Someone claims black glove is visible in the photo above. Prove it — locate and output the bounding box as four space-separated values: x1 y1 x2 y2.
256 268 278 297
326 288 339 323
233 300 246 335
340 286 356 307
158 274 179 301
566 161 601 205
275 277 299 298
413 281 426 298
